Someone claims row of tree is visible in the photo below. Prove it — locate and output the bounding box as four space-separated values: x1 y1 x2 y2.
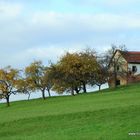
0 46 126 106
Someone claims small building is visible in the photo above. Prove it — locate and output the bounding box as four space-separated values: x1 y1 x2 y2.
108 50 140 87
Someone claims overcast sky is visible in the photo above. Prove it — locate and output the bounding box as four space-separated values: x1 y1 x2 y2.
0 0 140 68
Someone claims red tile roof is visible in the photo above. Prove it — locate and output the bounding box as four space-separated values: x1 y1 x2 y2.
121 51 140 63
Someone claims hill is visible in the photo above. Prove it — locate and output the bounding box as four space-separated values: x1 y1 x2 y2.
0 83 140 140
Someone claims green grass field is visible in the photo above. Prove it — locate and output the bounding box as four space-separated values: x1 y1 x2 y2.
0 83 140 140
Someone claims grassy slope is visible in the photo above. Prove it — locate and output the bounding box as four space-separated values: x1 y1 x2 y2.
0 83 140 140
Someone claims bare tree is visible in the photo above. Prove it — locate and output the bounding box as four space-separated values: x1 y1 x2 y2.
103 44 127 87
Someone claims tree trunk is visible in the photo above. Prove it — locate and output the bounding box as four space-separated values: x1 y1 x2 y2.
6 96 10 107
71 88 75 96
114 72 117 88
47 89 51 97
75 86 80 94
98 85 101 91
114 63 117 88
42 89 46 100
83 82 87 93
28 93 31 100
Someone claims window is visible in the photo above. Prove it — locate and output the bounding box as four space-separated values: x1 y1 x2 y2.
117 65 119 71
116 80 120 86
132 66 137 73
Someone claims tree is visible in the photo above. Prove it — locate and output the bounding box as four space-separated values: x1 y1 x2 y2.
15 77 35 100
0 66 19 106
94 65 108 91
49 54 81 95
90 55 109 91
104 44 127 87
25 61 52 100
50 49 98 95
43 67 53 97
78 48 99 93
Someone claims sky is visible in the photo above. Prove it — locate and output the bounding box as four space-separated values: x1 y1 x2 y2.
1 0 140 68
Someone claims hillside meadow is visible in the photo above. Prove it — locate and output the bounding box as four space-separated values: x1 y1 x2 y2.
0 83 140 140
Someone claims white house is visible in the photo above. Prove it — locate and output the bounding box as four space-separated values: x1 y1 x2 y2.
108 50 140 87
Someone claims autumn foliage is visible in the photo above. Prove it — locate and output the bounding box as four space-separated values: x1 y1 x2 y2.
0 48 109 106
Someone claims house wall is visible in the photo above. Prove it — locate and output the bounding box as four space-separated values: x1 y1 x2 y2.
109 51 128 72
108 50 140 88
128 63 140 75
127 63 140 83
108 50 128 87
108 75 127 88
120 76 128 85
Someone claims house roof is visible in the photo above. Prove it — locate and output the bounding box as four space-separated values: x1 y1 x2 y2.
120 51 140 63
